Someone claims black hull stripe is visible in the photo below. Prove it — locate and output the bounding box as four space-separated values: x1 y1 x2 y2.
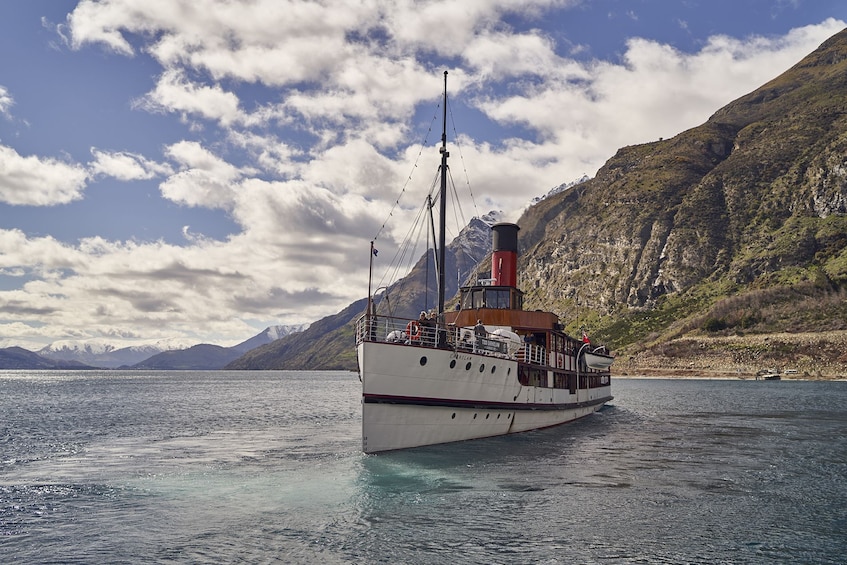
362 394 613 411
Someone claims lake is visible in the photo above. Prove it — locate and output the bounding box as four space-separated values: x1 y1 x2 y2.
1 371 845 563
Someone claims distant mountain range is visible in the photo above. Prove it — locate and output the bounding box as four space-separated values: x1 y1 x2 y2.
124 324 308 369
0 346 98 370
37 338 196 369
0 324 309 370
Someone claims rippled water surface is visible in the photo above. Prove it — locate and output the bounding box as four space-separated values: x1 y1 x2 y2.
2 371 845 563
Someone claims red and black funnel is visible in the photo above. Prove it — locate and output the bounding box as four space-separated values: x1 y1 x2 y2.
491 223 519 288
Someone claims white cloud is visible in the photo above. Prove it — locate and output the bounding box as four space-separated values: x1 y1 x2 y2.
66 0 138 55
474 19 847 186
89 148 173 180
0 146 88 206
0 219 369 347
0 86 13 118
66 0 569 133
68 0 375 82
463 30 579 80
160 141 245 209
227 131 303 178
136 69 243 126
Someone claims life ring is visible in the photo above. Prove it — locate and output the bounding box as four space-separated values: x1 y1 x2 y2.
406 320 421 340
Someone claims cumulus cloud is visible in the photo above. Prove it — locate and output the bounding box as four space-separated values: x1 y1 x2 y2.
159 140 246 209
89 149 173 180
136 69 243 126
0 146 88 206
65 0 566 133
0 222 362 347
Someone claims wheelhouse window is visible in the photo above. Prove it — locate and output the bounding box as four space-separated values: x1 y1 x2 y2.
460 286 523 310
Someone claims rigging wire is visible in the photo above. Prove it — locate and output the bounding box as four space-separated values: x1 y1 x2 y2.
447 167 466 239
372 170 440 306
372 100 441 244
369 85 486 312
448 99 481 221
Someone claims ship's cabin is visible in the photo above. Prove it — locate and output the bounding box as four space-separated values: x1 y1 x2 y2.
458 279 523 311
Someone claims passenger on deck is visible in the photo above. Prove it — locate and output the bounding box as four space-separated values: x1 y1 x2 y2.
474 320 486 338
421 311 436 343
406 312 426 343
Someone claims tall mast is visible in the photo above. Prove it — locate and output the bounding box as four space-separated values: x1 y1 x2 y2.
437 70 448 317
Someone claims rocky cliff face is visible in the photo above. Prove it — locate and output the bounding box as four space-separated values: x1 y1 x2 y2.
516 29 847 346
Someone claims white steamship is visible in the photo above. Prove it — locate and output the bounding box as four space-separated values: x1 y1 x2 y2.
355 73 613 453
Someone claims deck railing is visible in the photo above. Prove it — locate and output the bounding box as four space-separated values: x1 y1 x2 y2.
519 343 548 366
355 314 610 376
356 314 512 357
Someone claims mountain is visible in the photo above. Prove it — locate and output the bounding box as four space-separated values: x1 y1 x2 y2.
226 299 369 370
127 344 244 370
127 325 311 369
530 175 590 206
0 347 97 370
231 324 310 353
513 28 847 374
225 215 496 370
39 338 195 369
227 28 847 376
35 325 308 370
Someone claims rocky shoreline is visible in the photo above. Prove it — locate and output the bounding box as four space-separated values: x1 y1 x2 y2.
612 330 847 381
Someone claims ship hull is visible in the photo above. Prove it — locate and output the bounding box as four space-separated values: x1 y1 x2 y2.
359 341 611 453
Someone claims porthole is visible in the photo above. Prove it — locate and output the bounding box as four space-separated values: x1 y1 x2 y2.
449 359 457 369
420 356 427 366
479 364 485 372
473 413 477 419
451 413 456 419
491 366 496 374
465 362 472 371
508 414 511 419
507 367 511 375
497 414 501 419
486 414 490 419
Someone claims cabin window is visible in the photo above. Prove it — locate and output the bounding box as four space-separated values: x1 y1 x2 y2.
472 289 485 309
518 366 529 386
489 289 510 309
551 334 564 353
460 286 523 310
512 292 523 310
553 371 567 389
518 366 546 387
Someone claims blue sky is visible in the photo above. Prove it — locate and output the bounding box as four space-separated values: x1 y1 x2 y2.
0 1 845 350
